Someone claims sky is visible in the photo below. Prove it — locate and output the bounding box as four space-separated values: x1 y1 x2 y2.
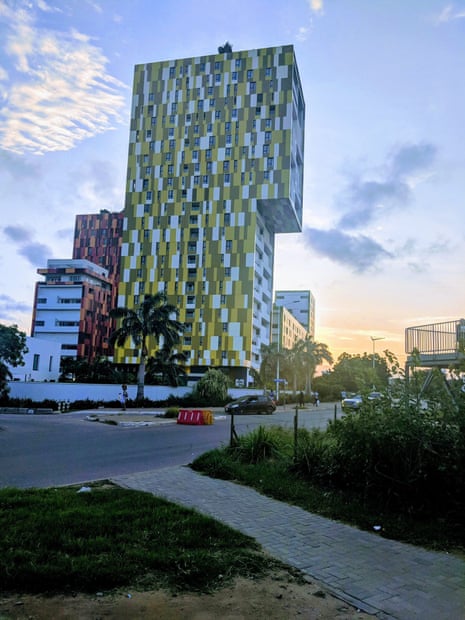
0 0 464 366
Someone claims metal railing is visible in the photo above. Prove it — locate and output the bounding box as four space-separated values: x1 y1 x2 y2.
405 319 465 355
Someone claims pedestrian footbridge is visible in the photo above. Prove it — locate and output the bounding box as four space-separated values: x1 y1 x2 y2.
405 318 465 370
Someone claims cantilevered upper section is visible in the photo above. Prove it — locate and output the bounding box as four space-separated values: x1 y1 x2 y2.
128 44 304 233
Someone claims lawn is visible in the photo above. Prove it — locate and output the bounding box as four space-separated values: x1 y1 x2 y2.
0 482 279 594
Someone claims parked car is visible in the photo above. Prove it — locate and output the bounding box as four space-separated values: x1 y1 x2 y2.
224 395 276 415
341 394 363 412
341 391 382 412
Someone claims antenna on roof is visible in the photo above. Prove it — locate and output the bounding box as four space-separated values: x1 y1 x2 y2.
218 42 233 53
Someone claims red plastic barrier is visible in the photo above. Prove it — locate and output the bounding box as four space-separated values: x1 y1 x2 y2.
177 409 205 425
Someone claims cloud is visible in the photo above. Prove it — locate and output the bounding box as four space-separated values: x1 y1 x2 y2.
0 294 31 322
389 142 437 178
307 0 324 14
4 225 33 243
0 1 128 155
434 4 465 24
18 242 52 267
3 225 52 267
0 150 42 179
336 142 437 230
302 227 393 273
296 27 310 42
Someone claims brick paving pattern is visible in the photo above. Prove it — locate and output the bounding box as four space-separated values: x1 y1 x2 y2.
112 466 465 619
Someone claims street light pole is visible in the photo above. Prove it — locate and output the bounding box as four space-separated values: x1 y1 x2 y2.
370 336 385 368
370 336 385 389
276 306 281 402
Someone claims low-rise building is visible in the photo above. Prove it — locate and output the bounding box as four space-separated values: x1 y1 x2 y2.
31 259 113 363
7 336 62 382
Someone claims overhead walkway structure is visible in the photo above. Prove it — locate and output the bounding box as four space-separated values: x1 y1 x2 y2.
405 318 465 371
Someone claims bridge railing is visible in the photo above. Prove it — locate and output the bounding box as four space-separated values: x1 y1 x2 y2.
405 319 465 356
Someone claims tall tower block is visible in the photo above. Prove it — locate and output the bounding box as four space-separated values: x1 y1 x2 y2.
118 45 305 384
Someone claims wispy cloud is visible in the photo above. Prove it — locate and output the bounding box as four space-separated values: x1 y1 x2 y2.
4 225 33 243
303 227 393 273
337 142 437 230
3 225 52 267
18 242 52 267
0 294 31 322
296 26 310 42
0 1 127 155
434 4 465 24
303 142 437 272
307 0 324 14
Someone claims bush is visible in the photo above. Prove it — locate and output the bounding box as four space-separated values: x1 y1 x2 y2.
164 406 179 418
191 369 229 405
307 404 465 516
234 426 291 464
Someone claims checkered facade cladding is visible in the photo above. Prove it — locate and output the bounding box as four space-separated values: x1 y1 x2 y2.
73 211 123 356
117 45 305 376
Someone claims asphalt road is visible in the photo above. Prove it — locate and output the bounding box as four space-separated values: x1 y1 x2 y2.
0 402 341 489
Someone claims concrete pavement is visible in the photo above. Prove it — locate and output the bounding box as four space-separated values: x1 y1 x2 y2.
112 465 465 620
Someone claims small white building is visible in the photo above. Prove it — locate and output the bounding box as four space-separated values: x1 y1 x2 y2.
7 336 62 382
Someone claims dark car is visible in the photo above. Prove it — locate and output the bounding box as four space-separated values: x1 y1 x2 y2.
224 395 276 415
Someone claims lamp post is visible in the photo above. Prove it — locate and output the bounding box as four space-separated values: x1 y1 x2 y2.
276 306 282 402
370 336 385 388
370 336 385 368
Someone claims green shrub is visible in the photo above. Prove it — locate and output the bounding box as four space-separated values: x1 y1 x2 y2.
324 404 465 515
164 406 179 418
234 426 290 464
292 428 339 482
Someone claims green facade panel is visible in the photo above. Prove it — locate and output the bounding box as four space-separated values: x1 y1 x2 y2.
117 45 305 380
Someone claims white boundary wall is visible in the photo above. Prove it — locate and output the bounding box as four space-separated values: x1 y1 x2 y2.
6 382 260 404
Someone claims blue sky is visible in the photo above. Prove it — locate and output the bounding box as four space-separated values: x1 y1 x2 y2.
0 0 464 364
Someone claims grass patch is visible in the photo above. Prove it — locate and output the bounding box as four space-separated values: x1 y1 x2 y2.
191 426 465 555
0 483 279 595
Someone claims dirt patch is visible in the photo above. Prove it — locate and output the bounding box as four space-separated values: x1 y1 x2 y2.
0 570 373 619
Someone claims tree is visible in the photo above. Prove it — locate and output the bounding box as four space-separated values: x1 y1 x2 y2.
300 337 333 396
257 342 280 391
145 345 188 387
110 293 185 400
193 369 229 404
59 356 127 384
0 324 27 399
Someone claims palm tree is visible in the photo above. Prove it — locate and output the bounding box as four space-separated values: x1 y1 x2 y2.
301 336 333 396
145 345 188 387
258 342 280 391
110 293 185 400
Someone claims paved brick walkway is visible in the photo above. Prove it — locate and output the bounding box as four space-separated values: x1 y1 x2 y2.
112 466 465 619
